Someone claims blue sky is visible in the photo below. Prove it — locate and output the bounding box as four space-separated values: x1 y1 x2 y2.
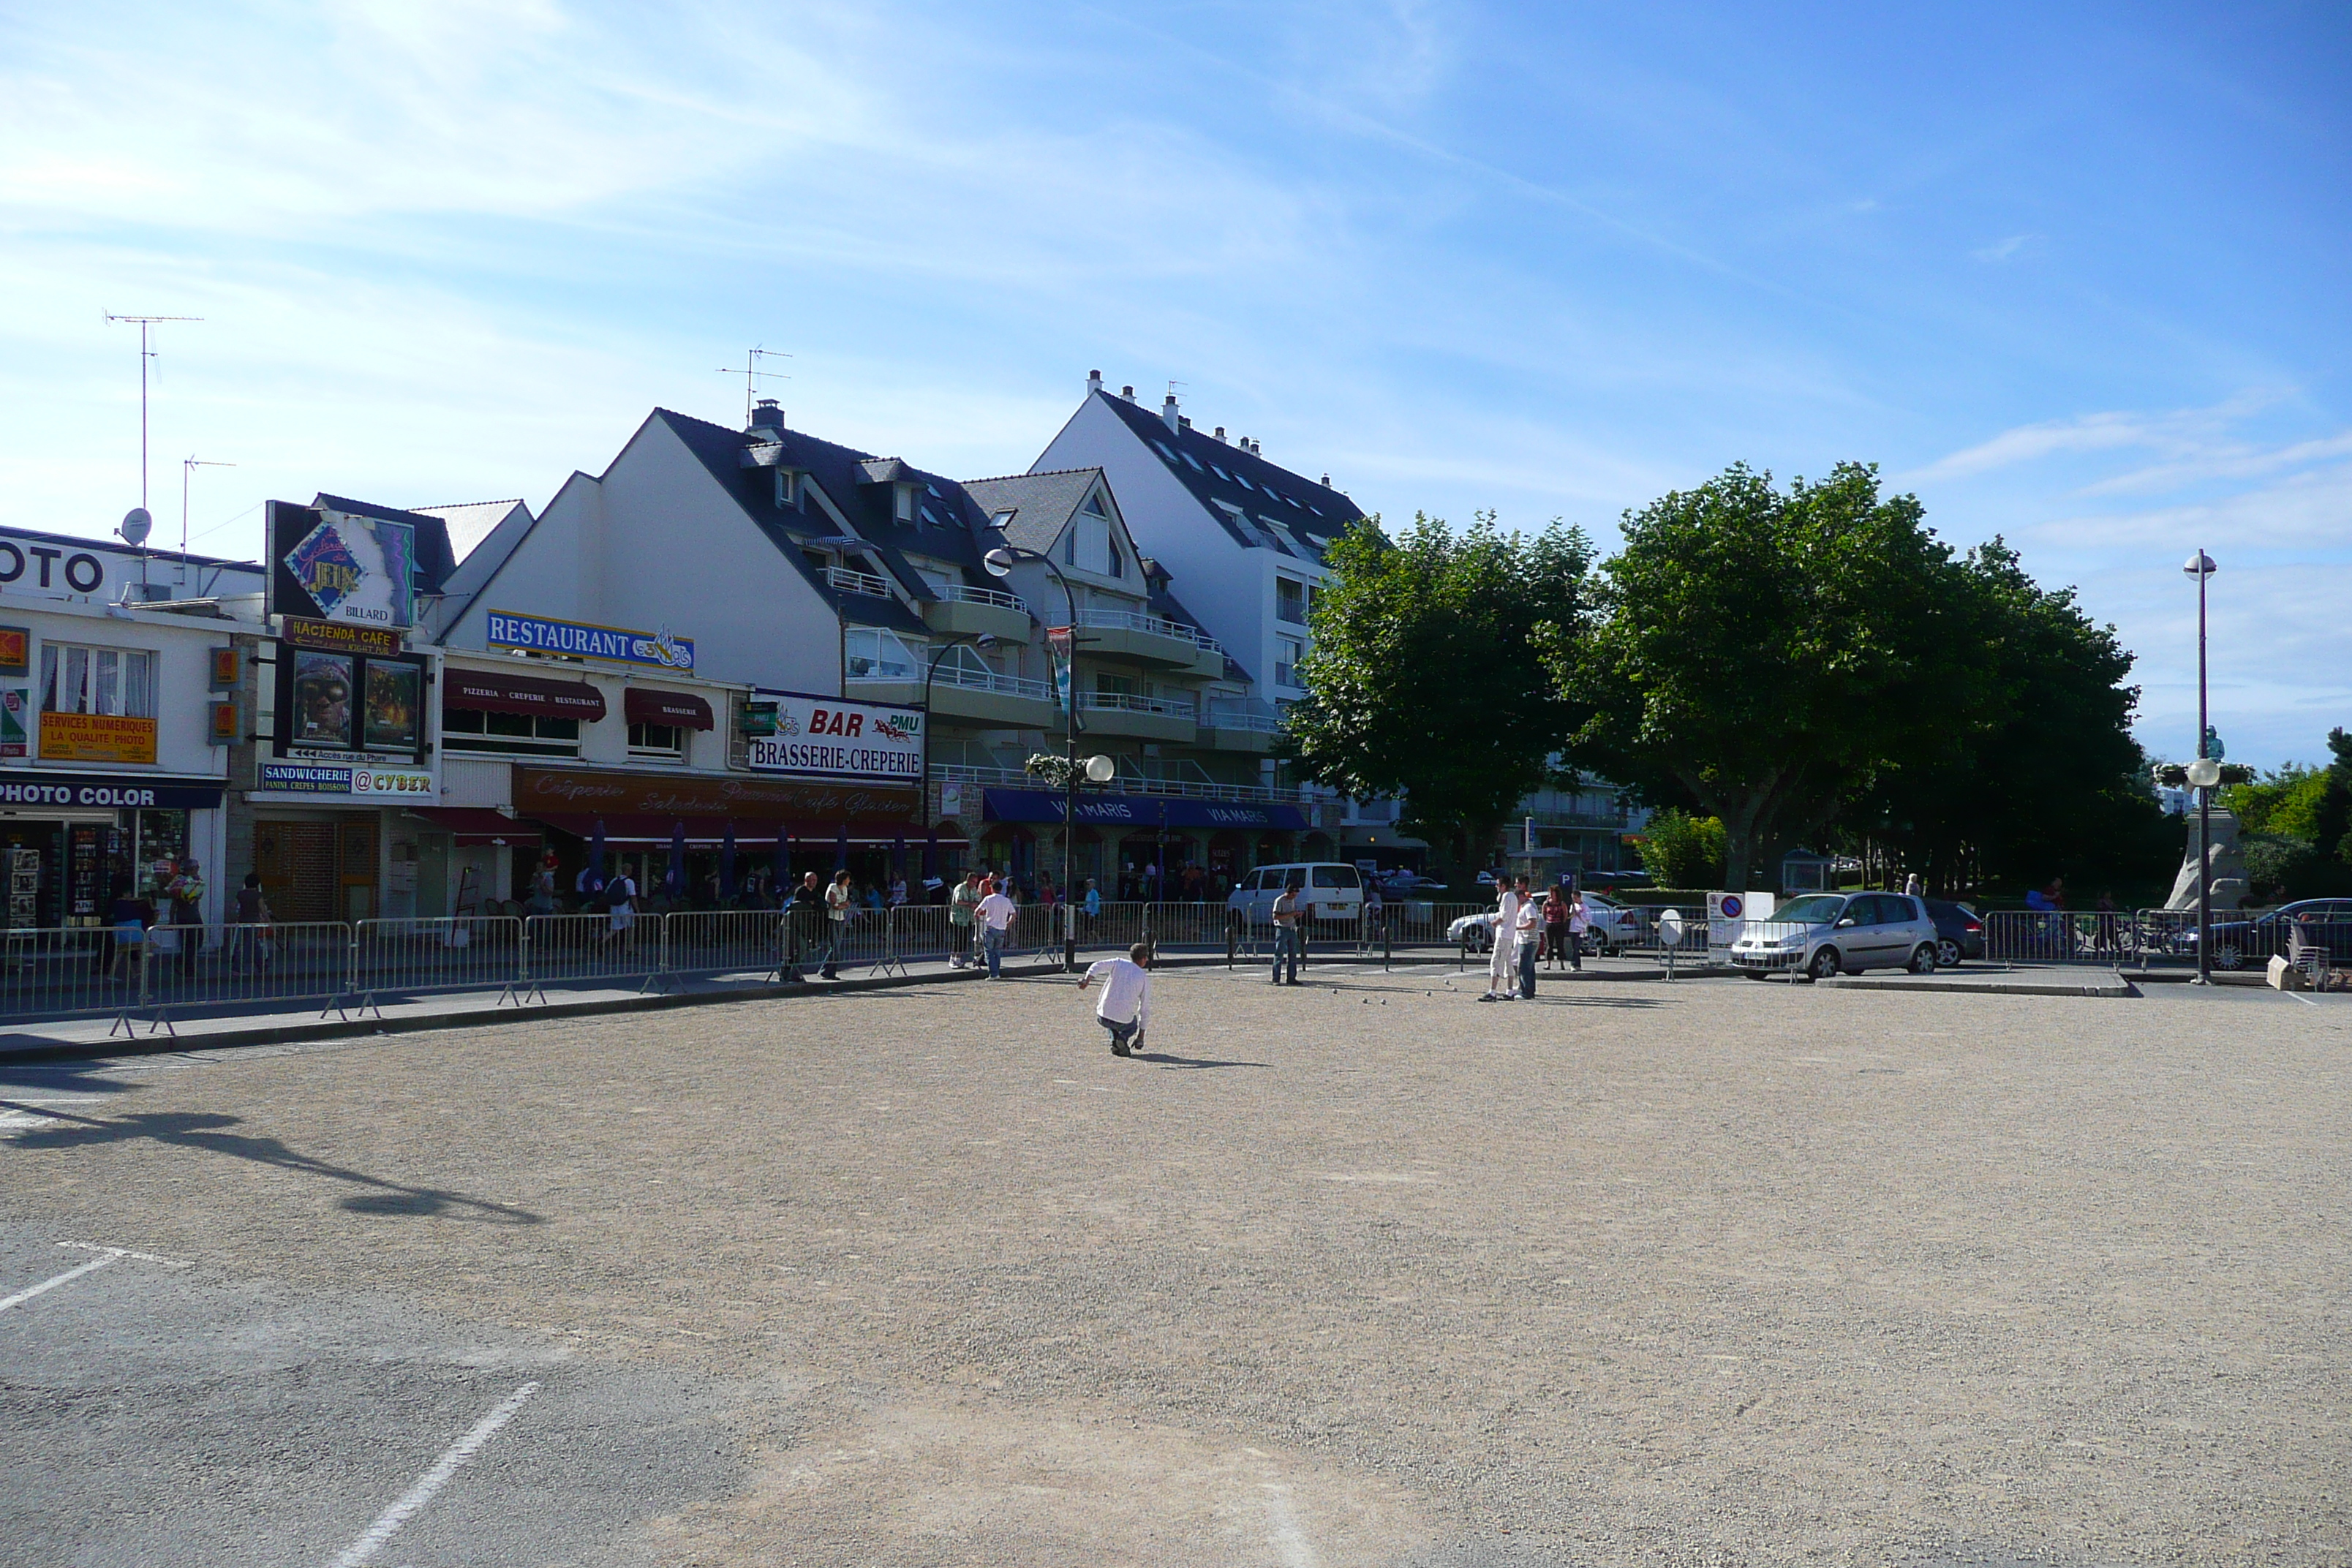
3 1 2345 768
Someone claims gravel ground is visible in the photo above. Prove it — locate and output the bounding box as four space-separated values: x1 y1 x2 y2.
2 961 2346 1566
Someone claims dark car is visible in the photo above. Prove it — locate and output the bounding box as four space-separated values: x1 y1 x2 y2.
1922 898 1985 967
2183 899 2352 970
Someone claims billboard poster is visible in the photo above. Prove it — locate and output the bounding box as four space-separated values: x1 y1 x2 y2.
742 690 922 784
484 610 693 672
363 662 421 753
290 650 355 747
268 502 417 629
0 689 25 758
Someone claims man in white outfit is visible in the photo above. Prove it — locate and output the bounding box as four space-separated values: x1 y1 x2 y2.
1079 941 1153 1057
1482 877 1522 1001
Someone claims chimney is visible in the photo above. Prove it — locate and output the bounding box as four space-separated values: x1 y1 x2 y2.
1161 391 1180 432
751 399 785 433
1087 369 1103 396
1179 415 1191 429
1213 426 1226 442
1120 384 1137 400
1320 474 1332 487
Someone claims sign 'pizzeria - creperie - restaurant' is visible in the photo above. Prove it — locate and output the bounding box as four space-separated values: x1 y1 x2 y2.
745 691 922 784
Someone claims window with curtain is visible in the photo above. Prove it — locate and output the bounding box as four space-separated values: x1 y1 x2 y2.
39 644 157 717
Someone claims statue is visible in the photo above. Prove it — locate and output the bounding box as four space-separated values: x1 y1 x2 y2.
2164 803 2248 912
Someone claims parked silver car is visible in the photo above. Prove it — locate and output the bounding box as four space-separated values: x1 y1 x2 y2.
1729 892 1940 980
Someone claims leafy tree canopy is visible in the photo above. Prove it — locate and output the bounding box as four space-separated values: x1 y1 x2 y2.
1550 462 1974 892
1287 511 1591 867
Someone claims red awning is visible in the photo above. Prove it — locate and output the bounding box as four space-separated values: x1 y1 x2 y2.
445 668 606 722
527 812 962 846
407 808 543 846
624 687 715 731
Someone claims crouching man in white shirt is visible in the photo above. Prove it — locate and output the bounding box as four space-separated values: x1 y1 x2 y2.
1079 941 1153 1058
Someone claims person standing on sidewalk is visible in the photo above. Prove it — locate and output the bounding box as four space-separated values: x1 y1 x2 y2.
1542 885 1569 968
229 872 272 972
976 879 1019 979
821 870 853 979
1270 875 1303 985
785 871 826 981
949 871 982 968
1481 877 1522 1001
1564 883 1588 973
1079 941 1153 1057
1514 875 1542 998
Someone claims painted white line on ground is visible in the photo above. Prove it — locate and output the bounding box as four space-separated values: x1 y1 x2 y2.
1260 1482 1320 1568
57 1240 191 1267
0 1254 116 1313
325 1380 540 1568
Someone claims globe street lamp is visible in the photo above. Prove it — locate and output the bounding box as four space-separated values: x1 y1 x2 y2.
984 545 1085 969
2184 549 2219 985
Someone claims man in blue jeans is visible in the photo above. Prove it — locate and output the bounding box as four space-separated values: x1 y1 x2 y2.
1270 878 1303 984
976 881 1018 979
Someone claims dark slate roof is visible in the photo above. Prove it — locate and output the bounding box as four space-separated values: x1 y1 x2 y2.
959 469 1103 558
312 493 459 593
652 407 1011 639
1089 393 1365 560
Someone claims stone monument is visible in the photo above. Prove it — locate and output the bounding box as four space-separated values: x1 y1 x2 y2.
2164 804 2249 912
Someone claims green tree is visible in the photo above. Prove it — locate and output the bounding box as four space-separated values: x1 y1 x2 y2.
1851 538 2172 896
1548 463 1972 893
1287 511 1593 875
1636 809 1727 889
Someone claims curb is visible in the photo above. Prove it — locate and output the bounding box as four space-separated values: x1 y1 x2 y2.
0 951 1254 1068
1819 975 2138 998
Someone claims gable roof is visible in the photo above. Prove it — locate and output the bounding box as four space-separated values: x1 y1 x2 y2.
409 500 529 565
1088 393 1365 561
651 407 1013 638
959 468 1111 558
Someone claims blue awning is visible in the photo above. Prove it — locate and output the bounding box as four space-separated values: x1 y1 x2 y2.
981 788 1308 831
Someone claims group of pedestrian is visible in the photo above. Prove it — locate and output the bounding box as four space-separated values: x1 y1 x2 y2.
1482 875 1591 1001
943 870 1022 979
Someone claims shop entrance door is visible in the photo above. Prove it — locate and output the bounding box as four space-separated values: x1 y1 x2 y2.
254 821 336 924
338 818 378 921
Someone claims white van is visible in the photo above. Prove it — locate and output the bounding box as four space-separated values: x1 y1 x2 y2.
1227 862 1365 927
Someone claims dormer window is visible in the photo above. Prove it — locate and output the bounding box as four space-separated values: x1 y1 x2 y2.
773 470 796 509
1108 538 1125 579
894 486 916 523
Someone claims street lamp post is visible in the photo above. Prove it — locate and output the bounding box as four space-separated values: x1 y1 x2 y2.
2184 549 2219 986
984 546 1085 970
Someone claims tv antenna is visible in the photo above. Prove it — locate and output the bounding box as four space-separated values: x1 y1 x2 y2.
181 456 235 586
716 346 791 426
104 313 202 516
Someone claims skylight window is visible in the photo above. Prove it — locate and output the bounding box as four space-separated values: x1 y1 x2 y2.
1183 453 1204 471
925 482 942 498
990 509 1017 529
1211 465 1231 481
1155 442 1179 462
1235 472 1254 491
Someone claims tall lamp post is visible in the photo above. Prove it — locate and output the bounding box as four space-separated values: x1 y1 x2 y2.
2184 549 2219 986
984 545 1088 970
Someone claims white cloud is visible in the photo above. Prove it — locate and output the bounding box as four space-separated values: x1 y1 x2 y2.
1970 232 2040 263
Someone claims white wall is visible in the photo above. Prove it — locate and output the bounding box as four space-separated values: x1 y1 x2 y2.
445 417 841 696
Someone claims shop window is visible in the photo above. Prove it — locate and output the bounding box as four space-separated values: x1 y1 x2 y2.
39 644 156 717
628 721 685 760
442 708 581 756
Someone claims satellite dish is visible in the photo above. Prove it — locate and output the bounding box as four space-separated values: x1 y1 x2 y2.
118 508 153 546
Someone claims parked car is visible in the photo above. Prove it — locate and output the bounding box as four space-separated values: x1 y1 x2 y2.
1921 898 1986 968
2179 899 2352 970
1727 892 1940 980
1373 870 1446 895
1228 862 1366 928
1447 893 1637 956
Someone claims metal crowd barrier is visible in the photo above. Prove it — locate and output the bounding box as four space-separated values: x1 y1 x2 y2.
666 909 791 984
353 917 525 1012
0 921 362 1035
522 911 664 998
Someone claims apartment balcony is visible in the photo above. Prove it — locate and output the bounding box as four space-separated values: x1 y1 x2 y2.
826 565 898 603
844 661 1062 729
1055 611 1224 675
1199 700 1284 755
921 582 1032 644
1072 689 1198 742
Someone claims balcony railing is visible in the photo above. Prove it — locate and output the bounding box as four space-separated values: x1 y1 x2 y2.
1202 702 1284 734
932 663 1053 701
826 565 895 599
1074 690 1196 720
931 763 1300 806
929 582 1029 614
1052 610 1224 654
